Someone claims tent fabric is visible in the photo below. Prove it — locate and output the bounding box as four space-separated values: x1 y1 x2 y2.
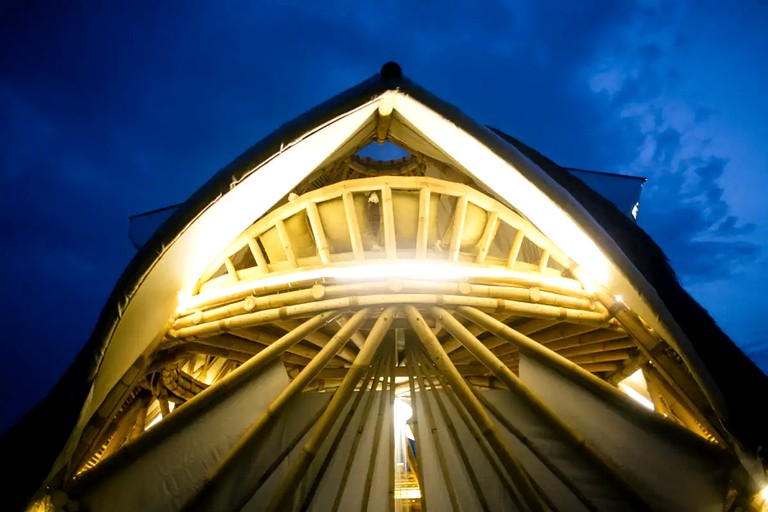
72 359 392 511
413 369 731 512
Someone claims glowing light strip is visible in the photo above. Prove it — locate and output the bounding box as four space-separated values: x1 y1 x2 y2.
177 260 583 312
618 383 655 410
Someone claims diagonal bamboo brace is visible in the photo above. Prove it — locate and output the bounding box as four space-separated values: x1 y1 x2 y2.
438 305 649 509
404 305 547 512
267 307 398 511
181 308 370 511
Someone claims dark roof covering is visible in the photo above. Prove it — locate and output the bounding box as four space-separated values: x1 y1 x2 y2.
3 62 766 510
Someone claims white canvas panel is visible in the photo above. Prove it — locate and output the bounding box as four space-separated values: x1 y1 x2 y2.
519 354 730 511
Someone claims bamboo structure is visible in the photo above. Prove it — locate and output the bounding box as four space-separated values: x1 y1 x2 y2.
28 70 763 512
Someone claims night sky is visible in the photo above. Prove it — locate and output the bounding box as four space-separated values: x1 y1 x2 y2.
2 2 767 433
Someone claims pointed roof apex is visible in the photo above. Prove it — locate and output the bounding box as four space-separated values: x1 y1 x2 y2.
380 61 402 80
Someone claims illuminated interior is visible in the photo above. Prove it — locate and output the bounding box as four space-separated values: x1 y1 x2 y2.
33 74 765 511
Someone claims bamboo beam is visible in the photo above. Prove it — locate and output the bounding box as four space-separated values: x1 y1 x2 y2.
171 293 610 341
180 308 369 511
336 313 367 350
416 188 431 259
342 191 365 260
591 290 725 443
275 320 359 361
542 329 628 352
100 394 149 461
381 186 397 259
266 307 397 512
421 356 519 503
435 306 650 508
475 211 500 264
387 340 396 512
559 341 636 359
448 195 468 261
274 218 298 267
406 342 429 512
246 237 269 272
404 306 547 511
607 354 649 385
538 249 550 273
301 356 381 511
223 257 239 282
306 202 331 265
360 348 394 512
406 344 460 511
412 347 490 512
506 230 525 268
70 313 339 496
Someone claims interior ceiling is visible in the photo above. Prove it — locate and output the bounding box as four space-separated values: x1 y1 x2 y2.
66 149 722 487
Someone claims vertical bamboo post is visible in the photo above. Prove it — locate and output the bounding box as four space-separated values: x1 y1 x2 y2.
409 347 472 510
361 346 395 511
506 230 525 268
418 347 520 506
406 342 429 512
267 307 397 512
381 186 397 259
387 337 396 512
416 188 431 259
330 353 389 512
300 357 381 511
181 308 369 511
306 202 331 265
474 211 499 264
343 191 365 260
404 305 546 512
439 306 649 508
448 195 468 262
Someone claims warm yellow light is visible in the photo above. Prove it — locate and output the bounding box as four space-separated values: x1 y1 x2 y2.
761 484 768 501
177 261 584 312
618 369 654 410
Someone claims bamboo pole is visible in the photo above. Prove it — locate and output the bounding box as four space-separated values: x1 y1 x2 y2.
405 343 460 512
266 307 397 512
306 202 331 265
181 308 369 511
416 188 431 259
476 392 596 511
275 320 359 361
412 347 491 512
300 356 381 511
506 230 525 268
275 218 298 267
253 395 333 501
329 352 389 512
360 346 394 512
70 312 339 496
342 191 365 260
382 186 397 259
171 293 609 341
421 357 519 505
590 289 724 443
404 306 547 511
448 195 469 261
440 306 650 508
99 395 147 461
406 344 429 512
475 211 500 264
388 336 396 512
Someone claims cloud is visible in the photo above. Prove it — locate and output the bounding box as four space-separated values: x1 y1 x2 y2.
583 3 761 283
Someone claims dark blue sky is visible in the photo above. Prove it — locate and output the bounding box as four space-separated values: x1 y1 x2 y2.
1 1 766 432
